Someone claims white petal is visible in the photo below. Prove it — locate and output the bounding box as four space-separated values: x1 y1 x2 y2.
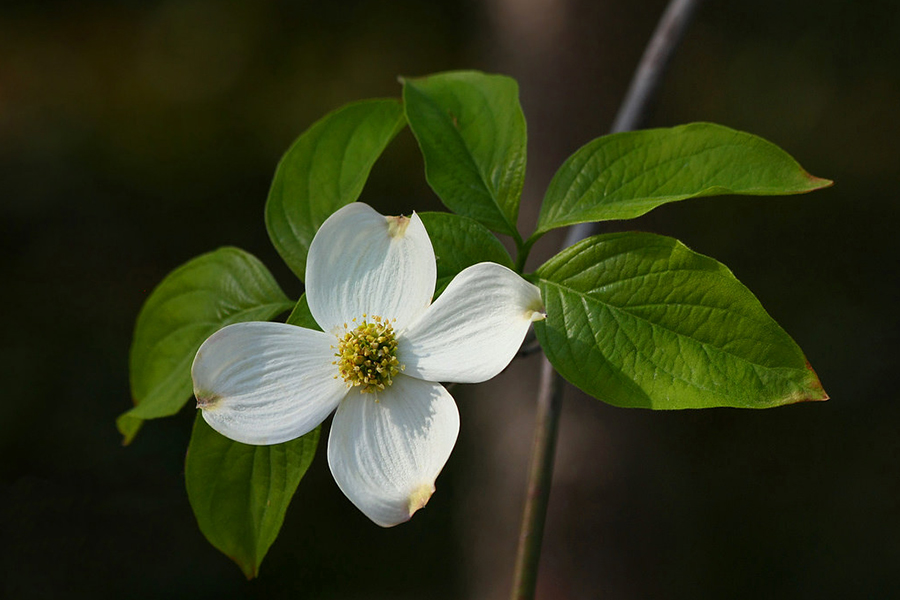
327 375 459 527
398 262 545 383
192 322 348 445
306 203 436 334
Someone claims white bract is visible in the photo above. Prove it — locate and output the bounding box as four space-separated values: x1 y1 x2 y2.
191 202 545 527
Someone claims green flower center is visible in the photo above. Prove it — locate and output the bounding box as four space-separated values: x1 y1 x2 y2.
334 315 402 393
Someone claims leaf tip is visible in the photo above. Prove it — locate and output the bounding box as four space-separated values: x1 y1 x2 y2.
804 360 829 401
805 173 834 191
787 360 828 404
116 411 144 446
232 556 259 580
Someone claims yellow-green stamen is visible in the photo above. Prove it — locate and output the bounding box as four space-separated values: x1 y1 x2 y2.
333 315 402 393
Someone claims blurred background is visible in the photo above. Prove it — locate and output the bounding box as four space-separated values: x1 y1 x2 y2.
2 0 898 598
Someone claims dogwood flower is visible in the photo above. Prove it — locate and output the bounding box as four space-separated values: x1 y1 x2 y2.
191 202 545 527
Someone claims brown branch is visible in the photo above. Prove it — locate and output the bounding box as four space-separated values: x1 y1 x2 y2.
510 2 704 599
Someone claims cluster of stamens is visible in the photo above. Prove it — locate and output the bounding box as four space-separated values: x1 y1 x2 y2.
333 315 402 394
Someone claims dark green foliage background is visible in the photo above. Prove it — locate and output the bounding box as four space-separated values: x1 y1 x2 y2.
1 0 897 598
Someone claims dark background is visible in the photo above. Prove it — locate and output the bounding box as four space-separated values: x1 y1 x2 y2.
2 0 898 598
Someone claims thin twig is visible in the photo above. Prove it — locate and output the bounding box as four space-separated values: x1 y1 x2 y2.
510 357 563 600
610 0 703 135
564 0 703 247
510 2 703 599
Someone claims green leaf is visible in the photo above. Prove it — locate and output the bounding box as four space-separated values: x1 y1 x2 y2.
534 123 832 237
116 414 143 444
285 294 319 331
121 248 294 443
534 232 827 409
403 71 526 239
419 211 515 294
185 415 319 579
265 98 405 281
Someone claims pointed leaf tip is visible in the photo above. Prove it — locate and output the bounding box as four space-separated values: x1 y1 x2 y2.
126 247 294 443
237 557 258 580
799 360 829 403
535 232 829 410
116 412 144 446
185 416 320 579
225 550 259 580
805 174 834 190
535 123 834 235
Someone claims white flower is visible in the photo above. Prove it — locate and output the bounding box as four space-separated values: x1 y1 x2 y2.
191 202 545 527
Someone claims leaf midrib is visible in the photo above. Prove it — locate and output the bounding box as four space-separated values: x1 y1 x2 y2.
412 83 518 235
546 139 744 227
539 277 799 374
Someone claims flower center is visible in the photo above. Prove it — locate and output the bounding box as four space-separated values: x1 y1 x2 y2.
334 315 402 393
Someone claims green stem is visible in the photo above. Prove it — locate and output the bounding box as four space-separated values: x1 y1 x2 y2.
510 358 564 600
509 1 703 598
514 237 535 273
